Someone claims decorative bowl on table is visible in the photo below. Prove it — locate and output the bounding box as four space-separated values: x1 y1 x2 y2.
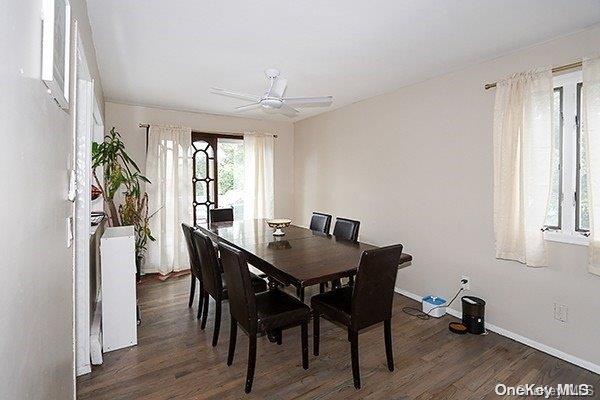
266 219 292 236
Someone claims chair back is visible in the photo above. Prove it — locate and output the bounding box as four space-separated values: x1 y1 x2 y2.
191 230 223 298
333 217 360 242
210 207 234 223
309 212 332 234
351 244 403 330
181 223 201 279
218 242 258 334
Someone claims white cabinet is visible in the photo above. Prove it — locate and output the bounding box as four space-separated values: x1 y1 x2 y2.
101 226 137 352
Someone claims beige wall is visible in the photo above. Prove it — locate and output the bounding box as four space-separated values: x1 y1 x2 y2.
0 1 104 399
294 26 600 370
105 102 295 218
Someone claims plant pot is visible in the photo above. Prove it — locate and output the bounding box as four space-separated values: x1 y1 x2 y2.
136 255 144 282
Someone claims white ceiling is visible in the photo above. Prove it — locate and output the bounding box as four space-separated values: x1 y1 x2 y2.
87 0 600 121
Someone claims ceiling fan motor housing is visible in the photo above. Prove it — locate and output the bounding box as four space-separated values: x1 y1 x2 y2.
261 97 283 109
264 68 280 79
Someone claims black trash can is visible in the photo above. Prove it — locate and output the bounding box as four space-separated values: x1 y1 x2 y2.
461 296 485 334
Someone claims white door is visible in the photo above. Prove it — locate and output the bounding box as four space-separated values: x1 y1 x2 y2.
73 23 94 377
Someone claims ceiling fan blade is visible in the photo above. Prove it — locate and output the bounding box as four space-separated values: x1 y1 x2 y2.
210 87 260 102
279 103 299 117
270 78 287 98
282 96 333 107
234 103 261 113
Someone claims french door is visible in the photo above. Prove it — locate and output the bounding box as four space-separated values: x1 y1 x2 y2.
192 133 218 225
192 132 244 225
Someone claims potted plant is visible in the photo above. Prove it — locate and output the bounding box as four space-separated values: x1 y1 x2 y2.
92 127 157 275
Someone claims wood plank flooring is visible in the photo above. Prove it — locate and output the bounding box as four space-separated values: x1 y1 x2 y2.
77 274 600 399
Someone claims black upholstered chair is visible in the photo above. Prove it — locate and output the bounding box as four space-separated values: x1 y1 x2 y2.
219 241 311 393
333 217 360 242
311 244 403 389
329 217 361 288
210 207 234 223
294 212 333 302
309 212 332 234
192 230 267 347
181 223 204 317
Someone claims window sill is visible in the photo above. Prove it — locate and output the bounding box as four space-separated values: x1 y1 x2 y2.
544 230 589 246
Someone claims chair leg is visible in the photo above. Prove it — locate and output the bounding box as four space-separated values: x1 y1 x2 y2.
301 322 309 370
349 329 361 389
319 283 326 294
245 334 257 393
384 319 394 371
212 300 222 347
197 282 204 320
227 318 237 366
313 310 320 356
296 287 305 303
200 293 209 328
348 276 355 287
188 275 195 308
276 329 282 345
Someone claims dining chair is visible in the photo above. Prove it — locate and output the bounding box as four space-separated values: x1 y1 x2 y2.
331 217 361 287
333 217 360 242
181 223 204 318
311 244 403 389
219 241 311 393
293 212 334 302
210 207 234 223
192 230 267 347
309 212 332 234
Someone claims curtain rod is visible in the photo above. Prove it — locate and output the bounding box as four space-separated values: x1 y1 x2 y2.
484 61 582 90
138 123 278 138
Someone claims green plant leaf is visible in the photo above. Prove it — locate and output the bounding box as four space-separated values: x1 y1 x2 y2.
94 126 157 259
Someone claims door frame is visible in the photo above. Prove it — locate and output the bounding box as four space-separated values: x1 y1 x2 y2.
72 21 95 377
191 132 242 225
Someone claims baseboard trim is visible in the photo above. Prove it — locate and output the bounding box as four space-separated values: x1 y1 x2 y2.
395 286 600 375
76 364 91 376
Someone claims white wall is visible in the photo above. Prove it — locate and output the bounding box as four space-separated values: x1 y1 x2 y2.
0 1 103 399
293 26 600 370
104 102 295 219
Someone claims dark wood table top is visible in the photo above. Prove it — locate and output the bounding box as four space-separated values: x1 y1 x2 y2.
197 219 412 288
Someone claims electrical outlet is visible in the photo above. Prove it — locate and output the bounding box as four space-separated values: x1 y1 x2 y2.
460 276 470 291
554 303 568 323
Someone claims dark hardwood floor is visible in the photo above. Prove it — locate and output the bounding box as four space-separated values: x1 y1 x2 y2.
77 274 600 399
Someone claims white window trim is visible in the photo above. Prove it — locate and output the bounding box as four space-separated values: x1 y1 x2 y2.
544 230 589 246
544 70 588 246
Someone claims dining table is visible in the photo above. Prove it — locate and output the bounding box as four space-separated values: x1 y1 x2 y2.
196 219 413 298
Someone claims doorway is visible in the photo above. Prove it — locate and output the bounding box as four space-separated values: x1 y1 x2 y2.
73 23 102 377
192 132 244 225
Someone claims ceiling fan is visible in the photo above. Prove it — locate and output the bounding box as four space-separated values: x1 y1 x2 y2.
210 68 333 117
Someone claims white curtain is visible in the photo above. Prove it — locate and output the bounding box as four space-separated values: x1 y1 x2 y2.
583 57 600 276
493 70 553 267
145 125 193 275
243 133 274 219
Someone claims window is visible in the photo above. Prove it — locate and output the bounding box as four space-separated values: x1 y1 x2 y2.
217 138 244 220
546 87 563 229
544 71 589 245
192 133 244 225
576 82 589 232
